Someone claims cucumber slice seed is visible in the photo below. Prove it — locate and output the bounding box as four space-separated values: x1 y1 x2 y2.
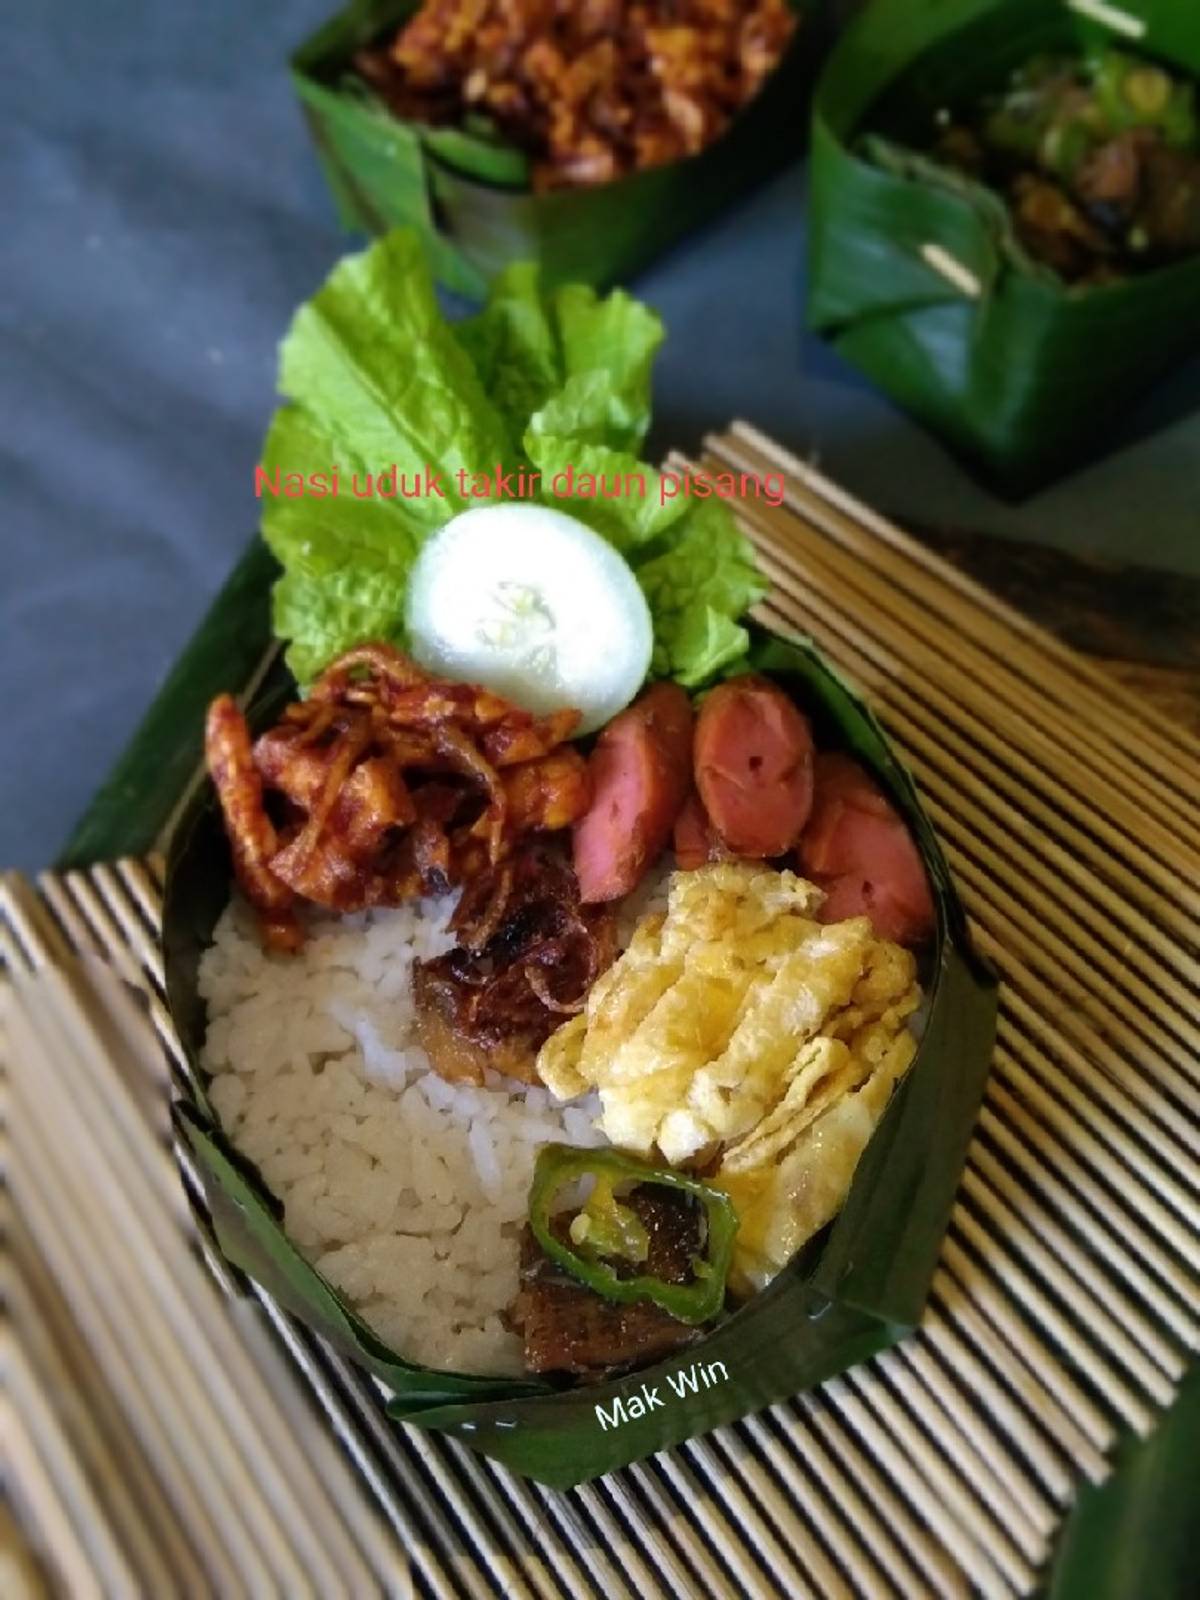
405 504 653 736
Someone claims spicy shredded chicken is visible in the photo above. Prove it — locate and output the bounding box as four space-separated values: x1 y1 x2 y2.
354 0 798 191
204 643 591 951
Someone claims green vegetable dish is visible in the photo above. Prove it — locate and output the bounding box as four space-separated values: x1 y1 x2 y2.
806 0 1200 494
865 46 1200 286
163 229 997 1484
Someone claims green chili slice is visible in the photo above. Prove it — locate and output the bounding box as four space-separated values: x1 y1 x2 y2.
528 1144 739 1326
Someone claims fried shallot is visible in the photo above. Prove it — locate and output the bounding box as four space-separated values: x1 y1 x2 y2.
203 643 591 950
413 843 616 1085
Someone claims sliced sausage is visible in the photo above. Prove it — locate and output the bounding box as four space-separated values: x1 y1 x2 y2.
673 789 734 870
797 752 934 947
673 790 714 871
573 682 694 902
694 675 815 858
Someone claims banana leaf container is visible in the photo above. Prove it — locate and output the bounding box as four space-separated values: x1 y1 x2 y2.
292 0 825 298
157 554 997 1488
806 0 1200 497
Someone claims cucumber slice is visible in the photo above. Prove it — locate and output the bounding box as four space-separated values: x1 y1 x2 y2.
405 505 653 735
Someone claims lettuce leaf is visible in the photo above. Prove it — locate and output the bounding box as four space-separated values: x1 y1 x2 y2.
634 501 769 685
523 435 685 551
260 232 517 681
453 262 561 439
544 282 661 452
258 229 765 690
454 268 661 459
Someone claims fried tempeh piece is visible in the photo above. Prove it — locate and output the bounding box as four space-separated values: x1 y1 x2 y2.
510 1187 705 1376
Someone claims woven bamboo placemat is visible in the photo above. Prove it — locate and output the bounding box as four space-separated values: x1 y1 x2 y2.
902 527 1200 738
3 427 1198 1597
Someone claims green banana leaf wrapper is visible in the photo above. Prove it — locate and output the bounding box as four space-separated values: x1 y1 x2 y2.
806 0 1200 497
1042 1357 1200 1600
152 542 997 1487
292 0 825 298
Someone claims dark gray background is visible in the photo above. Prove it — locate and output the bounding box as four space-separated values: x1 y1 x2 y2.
4 3 1198 871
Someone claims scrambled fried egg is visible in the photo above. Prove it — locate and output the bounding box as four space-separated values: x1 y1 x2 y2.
537 862 921 1292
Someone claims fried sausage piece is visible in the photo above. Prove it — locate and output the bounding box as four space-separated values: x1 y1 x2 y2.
797 753 934 948
573 683 694 902
694 675 814 858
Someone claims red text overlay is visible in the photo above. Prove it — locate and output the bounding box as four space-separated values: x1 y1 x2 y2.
254 463 786 509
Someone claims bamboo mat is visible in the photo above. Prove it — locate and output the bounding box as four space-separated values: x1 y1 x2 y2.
1100 661 1200 738
3 426 1199 1597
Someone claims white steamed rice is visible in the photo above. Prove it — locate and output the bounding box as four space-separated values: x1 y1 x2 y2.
198 892 610 1376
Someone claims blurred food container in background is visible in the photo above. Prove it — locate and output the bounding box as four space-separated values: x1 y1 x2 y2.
806 0 1200 497
292 0 824 297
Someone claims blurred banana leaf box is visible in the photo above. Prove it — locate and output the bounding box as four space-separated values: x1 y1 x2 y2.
807 0 1200 497
292 0 825 299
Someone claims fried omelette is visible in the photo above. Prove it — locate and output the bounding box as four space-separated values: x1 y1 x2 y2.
537 862 921 1291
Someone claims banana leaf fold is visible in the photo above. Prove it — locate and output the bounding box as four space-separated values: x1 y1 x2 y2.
292 0 824 298
156 549 997 1487
806 0 1200 497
